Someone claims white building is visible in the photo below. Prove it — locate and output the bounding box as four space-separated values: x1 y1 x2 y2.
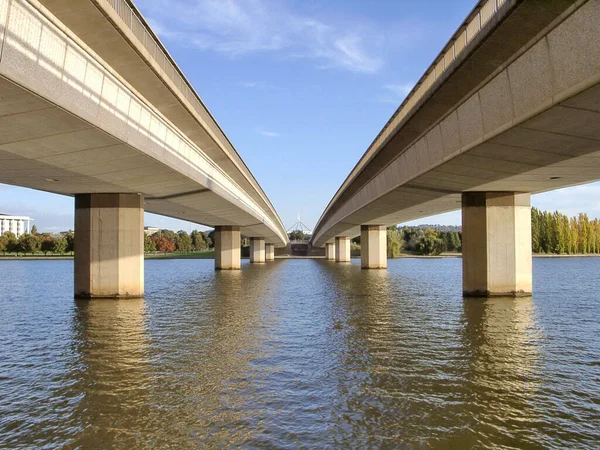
144 226 159 235
0 214 34 237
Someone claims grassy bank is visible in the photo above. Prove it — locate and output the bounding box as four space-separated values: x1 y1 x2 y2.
0 251 216 260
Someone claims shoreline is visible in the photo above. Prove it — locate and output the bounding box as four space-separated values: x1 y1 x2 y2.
2 252 600 261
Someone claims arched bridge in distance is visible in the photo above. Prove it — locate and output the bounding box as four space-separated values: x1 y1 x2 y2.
310 0 600 297
0 0 288 298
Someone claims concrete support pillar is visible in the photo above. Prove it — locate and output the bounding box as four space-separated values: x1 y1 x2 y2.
361 225 387 269
74 193 144 299
265 243 275 261
462 192 532 297
250 237 266 263
325 242 335 260
215 226 241 270
335 236 350 262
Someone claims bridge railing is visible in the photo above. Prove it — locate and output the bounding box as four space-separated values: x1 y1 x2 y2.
104 0 226 152
100 0 287 241
366 0 506 164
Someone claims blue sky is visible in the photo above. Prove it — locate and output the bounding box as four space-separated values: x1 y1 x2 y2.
2 0 600 232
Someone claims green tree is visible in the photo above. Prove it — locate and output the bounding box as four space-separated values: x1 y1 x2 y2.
65 231 75 254
18 233 41 255
2 231 18 254
450 231 462 252
51 237 68 255
191 230 207 251
288 230 307 241
40 235 54 255
203 232 213 249
144 234 156 252
386 226 403 258
177 230 192 252
416 228 444 256
30 224 38 235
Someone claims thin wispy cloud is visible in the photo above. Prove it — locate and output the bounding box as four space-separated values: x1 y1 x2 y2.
238 80 281 90
142 0 384 74
258 130 281 137
378 82 415 104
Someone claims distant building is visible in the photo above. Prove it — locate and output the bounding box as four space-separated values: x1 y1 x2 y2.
0 214 34 238
144 226 159 235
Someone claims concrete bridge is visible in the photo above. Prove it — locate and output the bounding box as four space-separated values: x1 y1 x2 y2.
0 0 287 297
311 0 600 296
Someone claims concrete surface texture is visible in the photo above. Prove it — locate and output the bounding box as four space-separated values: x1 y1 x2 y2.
462 192 532 297
250 237 266 263
265 244 275 261
0 0 287 246
74 193 144 298
325 243 335 261
335 237 351 263
360 225 387 269
214 226 241 270
311 0 600 248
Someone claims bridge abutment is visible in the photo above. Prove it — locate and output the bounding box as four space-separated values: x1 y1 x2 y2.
250 237 266 263
265 244 275 261
74 193 144 299
335 237 350 262
215 226 241 270
361 225 387 269
462 192 532 297
325 243 335 260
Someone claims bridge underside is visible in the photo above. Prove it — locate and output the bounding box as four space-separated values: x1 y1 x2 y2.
0 74 281 241
318 80 600 243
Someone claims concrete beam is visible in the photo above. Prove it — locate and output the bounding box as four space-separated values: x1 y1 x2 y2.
215 226 241 270
74 193 143 298
335 237 350 263
265 243 275 261
325 242 335 261
250 237 266 263
462 192 532 297
361 225 387 269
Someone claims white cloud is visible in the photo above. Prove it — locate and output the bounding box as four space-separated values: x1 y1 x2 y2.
258 130 281 137
141 0 384 74
379 82 415 104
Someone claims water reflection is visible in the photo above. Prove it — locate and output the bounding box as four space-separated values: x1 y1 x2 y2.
70 299 151 447
1 259 598 448
461 297 543 447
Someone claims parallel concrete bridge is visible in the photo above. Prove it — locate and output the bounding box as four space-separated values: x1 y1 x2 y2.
0 0 288 297
311 0 600 296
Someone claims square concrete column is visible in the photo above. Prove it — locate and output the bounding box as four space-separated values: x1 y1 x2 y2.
462 192 532 297
361 225 387 269
335 236 351 262
74 193 144 298
265 243 275 261
325 242 335 260
215 226 241 270
250 237 266 263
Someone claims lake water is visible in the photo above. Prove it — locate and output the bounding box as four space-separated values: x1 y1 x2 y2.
0 257 599 448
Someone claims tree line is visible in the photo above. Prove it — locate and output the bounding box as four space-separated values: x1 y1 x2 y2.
4 207 600 256
0 226 213 255
531 207 600 254
385 226 462 257
0 225 74 255
145 229 213 253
